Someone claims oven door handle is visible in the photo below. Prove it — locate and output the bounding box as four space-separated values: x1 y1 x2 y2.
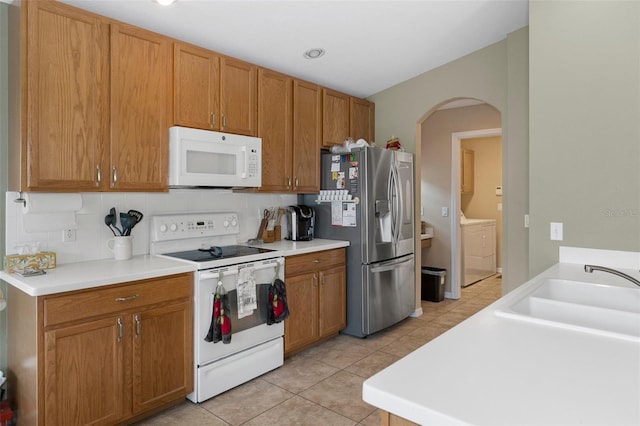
199 258 283 280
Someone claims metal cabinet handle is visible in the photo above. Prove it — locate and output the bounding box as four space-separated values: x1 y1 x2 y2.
313 274 317 288
287 177 291 189
112 166 118 187
115 294 139 302
96 165 101 187
294 177 299 189
313 259 320 263
222 114 227 129
211 112 216 129
116 317 123 343
134 314 141 337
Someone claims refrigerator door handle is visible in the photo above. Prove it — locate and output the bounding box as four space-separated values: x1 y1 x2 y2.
370 255 413 273
390 163 401 244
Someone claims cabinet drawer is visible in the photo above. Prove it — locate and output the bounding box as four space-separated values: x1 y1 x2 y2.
43 273 192 327
286 248 345 276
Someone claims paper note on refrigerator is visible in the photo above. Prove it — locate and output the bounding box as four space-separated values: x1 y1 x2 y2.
331 202 342 225
342 203 357 227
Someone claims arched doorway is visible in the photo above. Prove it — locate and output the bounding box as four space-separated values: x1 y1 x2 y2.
417 98 503 301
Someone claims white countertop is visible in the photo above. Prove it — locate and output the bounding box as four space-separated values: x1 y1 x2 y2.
0 255 197 297
363 262 640 425
1 238 349 297
255 238 349 256
460 217 496 226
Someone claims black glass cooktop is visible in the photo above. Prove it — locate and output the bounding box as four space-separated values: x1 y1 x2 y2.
163 245 275 262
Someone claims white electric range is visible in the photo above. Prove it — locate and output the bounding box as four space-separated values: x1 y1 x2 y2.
150 212 285 403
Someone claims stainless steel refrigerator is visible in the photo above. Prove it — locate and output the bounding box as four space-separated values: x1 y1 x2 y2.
304 147 415 337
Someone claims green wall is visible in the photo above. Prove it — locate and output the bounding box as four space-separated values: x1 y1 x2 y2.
369 27 530 292
529 0 640 274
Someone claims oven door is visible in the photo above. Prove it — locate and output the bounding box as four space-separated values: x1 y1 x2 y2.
195 258 284 367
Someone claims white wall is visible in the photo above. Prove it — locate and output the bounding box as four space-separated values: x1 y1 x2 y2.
5 191 296 264
529 0 640 274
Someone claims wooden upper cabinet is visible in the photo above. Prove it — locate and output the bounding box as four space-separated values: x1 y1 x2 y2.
257 68 293 192
292 80 321 193
24 1 109 191
220 57 257 136
322 88 350 149
350 97 375 143
110 23 171 191
461 148 475 194
173 43 220 130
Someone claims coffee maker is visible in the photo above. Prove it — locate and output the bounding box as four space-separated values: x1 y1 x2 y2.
286 205 314 241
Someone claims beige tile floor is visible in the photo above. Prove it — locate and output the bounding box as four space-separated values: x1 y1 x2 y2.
137 275 502 426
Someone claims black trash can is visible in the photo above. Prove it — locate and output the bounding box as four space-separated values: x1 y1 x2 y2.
421 267 446 302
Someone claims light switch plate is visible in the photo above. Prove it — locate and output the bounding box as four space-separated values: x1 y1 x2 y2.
550 222 563 241
441 207 449 217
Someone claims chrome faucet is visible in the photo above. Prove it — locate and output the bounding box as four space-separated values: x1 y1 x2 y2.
584 264 640 287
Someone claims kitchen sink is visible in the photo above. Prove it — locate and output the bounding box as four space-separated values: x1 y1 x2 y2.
495 278 640 342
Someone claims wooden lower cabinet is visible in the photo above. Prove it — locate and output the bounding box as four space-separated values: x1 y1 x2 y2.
8 273 193 426
133 301 192 414
44 316 125 425
284 248 346 355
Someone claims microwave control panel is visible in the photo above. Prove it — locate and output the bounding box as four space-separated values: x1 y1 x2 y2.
247 148 259 178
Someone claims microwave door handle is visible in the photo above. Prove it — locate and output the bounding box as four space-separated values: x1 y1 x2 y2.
240 147 247 179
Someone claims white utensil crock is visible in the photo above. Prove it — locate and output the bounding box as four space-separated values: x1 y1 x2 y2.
107 236 133 260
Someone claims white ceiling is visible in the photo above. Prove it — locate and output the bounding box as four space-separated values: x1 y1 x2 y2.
58 0 528 99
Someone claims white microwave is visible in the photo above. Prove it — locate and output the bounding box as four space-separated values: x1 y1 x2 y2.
169 126 262 188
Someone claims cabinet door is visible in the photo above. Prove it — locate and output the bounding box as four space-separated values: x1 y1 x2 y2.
44 316 125 425
350 97 375 142
284 272 319 355
292 80 321 193
318 265 346 338
220 57 257 136
24 1 109 191
257 68 293 192
173 42 219 130
132 301 193 415
110 23 170 191
322 88 350 148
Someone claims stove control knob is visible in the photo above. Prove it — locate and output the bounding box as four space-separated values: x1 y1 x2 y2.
159 224 168 233
223 220 230 228
170 223 178 232
231 217 238 227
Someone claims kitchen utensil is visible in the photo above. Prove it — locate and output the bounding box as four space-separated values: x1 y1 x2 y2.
127 209 144 224
125 210 144 236
266 207 276 230
104 215 117 236
120 213 135 237
107 207 123 235
256 209 269 240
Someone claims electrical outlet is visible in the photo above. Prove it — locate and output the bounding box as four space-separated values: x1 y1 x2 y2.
63 228 76 242
441 207 449 217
